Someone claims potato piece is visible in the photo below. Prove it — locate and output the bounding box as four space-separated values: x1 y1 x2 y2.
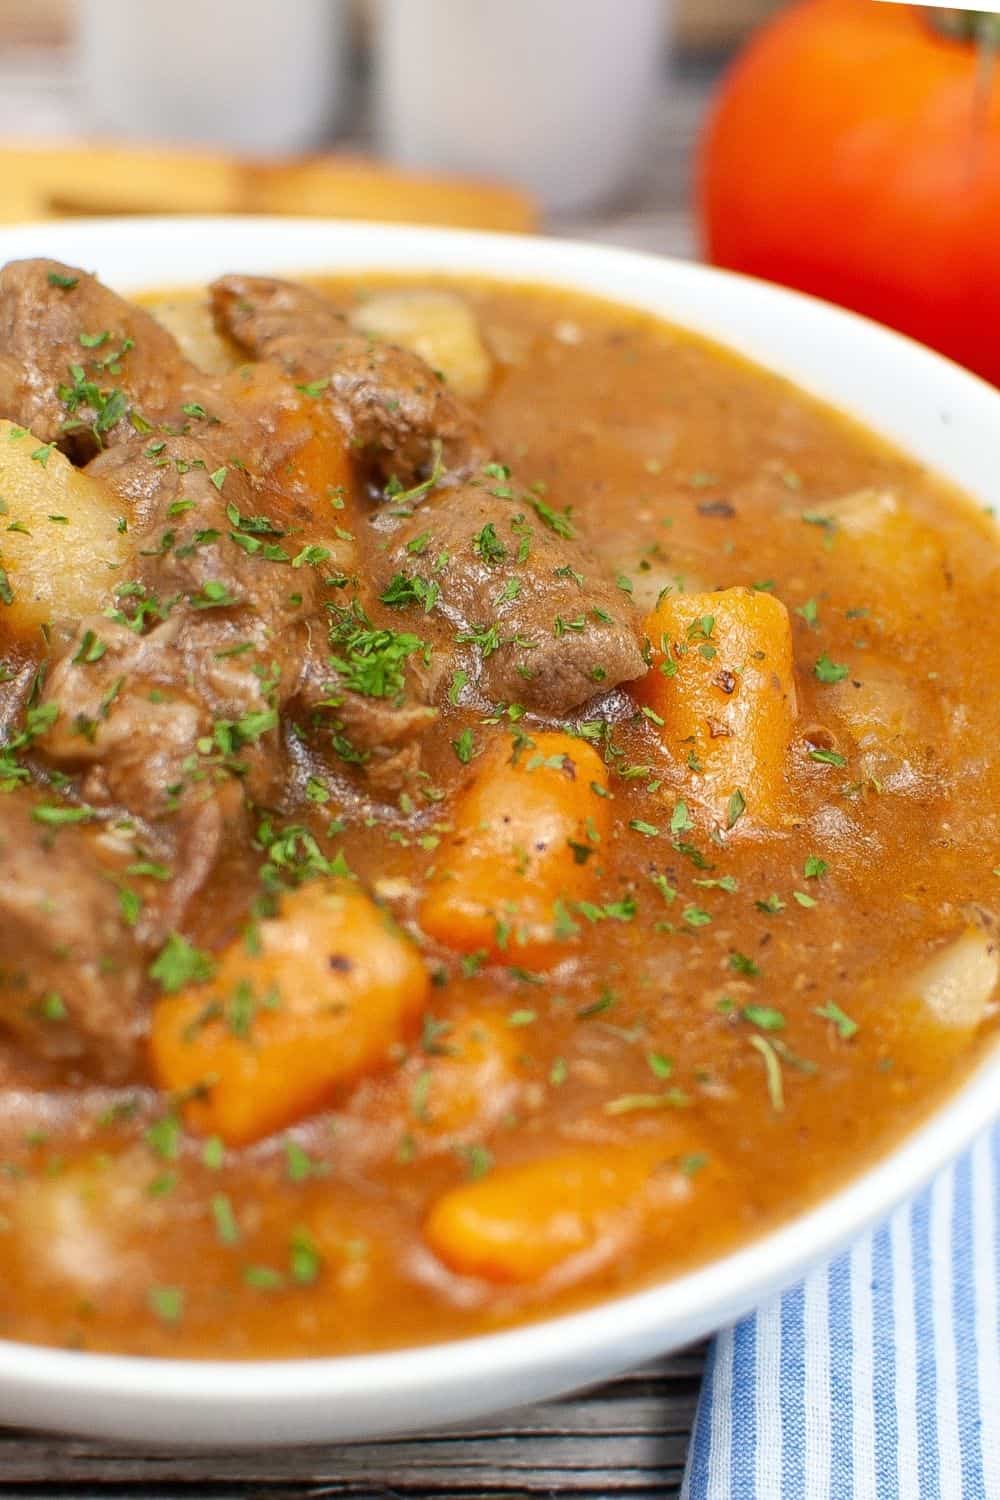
425 1140 705 1283
821 489 947 609
827 656 944 792
419 732 611 965
623 563 712 615
0 421 130 635
638 587 796 827
352 290 492 399
144 296 241 375
150 880 429 1146
907 927 999 1032
5 1146 158 1299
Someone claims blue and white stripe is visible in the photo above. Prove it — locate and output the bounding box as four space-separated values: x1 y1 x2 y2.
682 1123 1000 1499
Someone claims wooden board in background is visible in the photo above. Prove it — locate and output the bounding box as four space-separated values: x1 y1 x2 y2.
0 143 537 231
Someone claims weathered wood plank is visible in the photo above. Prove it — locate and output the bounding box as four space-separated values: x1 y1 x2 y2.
0 1349 704 1494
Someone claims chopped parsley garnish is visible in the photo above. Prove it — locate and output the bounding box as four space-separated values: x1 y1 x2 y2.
749 1035 784 1111
148 1286 184 1324
211 1194 241 1246
742 1005 785 1031
473 522 507 565
807 747 847 768
31 802 93 826
451 727 477 764
149 933 215 993
380 572 439 613
529 494 576 538
327 606 428 700
726 788 746 829
814 1000 859 1039
814 654 850 684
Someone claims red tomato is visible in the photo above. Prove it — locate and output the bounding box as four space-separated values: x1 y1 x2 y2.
699 0 1000 384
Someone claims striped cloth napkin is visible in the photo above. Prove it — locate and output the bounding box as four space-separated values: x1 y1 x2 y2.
681 1123 1000 1499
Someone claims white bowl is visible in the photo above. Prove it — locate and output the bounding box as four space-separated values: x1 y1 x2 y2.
0 217 997 1446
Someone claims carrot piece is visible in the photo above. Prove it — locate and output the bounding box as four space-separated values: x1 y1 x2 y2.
638 587 797 826
149 881 428 1146
217 363 355 508
424 1142 693 1283
419 731 611 965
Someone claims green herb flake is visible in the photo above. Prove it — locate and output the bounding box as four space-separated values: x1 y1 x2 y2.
749 1034 784 1111
148 1285 184 1323
807 747 847 768
726 788 746 829
201 1136 225 1170
459 1144 494 1181
670 799 691 834
243 1265 285 1291
31 803 93 826
149 933 215 993
647 1051 673 1079
756 892 786 914
742 1004 785 1032
815 654 850 684
145 1115 182 1161
604 1089 689 1115
211 1193 240 1245
814 1000 859 1039
289 1228 322 1285
451 727 477 764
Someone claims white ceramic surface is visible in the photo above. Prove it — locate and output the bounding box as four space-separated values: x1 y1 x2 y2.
77 0 348 153
374 0 667 213
0 217 997 1447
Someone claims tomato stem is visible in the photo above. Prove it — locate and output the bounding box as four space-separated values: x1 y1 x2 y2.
925 7 1000 45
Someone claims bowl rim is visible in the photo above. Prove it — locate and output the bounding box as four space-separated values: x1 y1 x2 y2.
0 215 996 1434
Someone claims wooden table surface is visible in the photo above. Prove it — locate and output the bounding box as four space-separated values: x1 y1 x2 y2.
0 46 717 1497
0 1349 708 1498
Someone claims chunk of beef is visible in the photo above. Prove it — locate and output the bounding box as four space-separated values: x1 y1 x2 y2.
210 274 489 488
0 258 204 461
208 275 644 714
0 795 147 1080
297 631 438 794
374 481 646 713
87 433 334 638
40 615 225 813
39 430 323 817
45 432 433 808
97 432 435 790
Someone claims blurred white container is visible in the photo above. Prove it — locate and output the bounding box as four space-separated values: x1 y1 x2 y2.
375 0 667 214
77 0 348 154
